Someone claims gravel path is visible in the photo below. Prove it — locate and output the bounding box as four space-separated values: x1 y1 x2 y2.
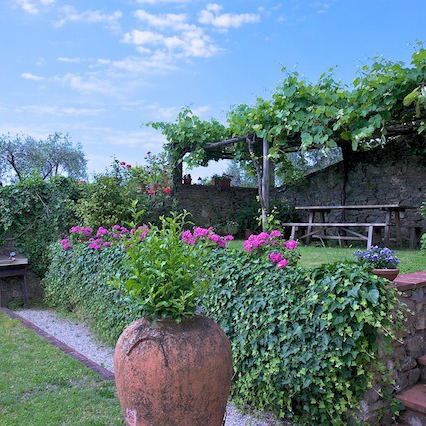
15 308 283 426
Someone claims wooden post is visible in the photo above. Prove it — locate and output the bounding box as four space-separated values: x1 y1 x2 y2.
262 137 270 229
172 158 183 192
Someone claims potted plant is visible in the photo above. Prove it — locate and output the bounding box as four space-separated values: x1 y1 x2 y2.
183 174 192 184
114 212 233 425
353 246 401 281
212 173 232 189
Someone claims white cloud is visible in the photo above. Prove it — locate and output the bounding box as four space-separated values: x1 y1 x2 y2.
123 30 163 46
14 105 105 116
56 73 118 95
135 0 190 4
199 3 260 29
57 57 82 63
110 55 178 74
134 10 188 30
310 2 331 14
82 126 166 150
15 0 55 15
54 6 122 30
146 104 181 120
143 103 211 121
122 26 221 59
21 72 45 81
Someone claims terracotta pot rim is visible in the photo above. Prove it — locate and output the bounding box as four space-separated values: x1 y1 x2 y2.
371 268 399 272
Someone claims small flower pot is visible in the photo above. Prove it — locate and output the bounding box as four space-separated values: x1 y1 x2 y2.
371 268 399 281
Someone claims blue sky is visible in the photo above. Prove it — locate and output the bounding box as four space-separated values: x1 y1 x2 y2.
1 0 425 179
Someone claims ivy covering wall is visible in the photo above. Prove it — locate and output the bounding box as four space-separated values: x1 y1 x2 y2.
42 240 403 424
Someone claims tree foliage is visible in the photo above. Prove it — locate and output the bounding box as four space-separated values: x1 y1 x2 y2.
148 45 426 170
76 156 176 230
148 45 426 229
0 175 84 277
0 132 87 182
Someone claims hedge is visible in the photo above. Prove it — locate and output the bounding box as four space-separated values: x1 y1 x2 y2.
42 242 403 424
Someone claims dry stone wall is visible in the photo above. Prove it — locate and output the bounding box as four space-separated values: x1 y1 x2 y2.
176 139 425 244
355 278 426 425
276 139 425 227
175 185 258 229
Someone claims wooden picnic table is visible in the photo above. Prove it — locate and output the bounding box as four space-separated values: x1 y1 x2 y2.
0 255 29 306
283 204 417 248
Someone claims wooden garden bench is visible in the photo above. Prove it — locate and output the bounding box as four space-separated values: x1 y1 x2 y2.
282 222 387 249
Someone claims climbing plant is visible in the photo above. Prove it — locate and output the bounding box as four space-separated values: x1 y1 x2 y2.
148 44 426 228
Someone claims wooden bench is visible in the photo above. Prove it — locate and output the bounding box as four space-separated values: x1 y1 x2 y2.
282 222 387 249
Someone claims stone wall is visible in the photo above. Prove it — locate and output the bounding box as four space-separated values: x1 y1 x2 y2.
175 185 258 229
176 139 425 243
355 278 426 424
275 138 425 227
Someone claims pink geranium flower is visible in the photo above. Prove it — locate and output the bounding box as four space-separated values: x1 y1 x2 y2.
285 240 298 250
277 259 288 269
182 230 196 244
269 252 284 264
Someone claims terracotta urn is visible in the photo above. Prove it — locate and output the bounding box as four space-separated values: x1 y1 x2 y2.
371 268 399 281
114 316 233 426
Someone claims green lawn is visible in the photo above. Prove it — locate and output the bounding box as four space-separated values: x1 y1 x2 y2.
228 240 425 274
0 311 124 426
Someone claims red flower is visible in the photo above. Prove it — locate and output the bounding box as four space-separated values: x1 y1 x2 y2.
119 161 126 165
164 187 171 194
147 151 151 155
126 164 132 168
147 189 154 195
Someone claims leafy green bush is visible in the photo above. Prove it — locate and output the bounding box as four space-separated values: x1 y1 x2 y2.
42 242 139 345
43 228 403 424
0 175 84 277
202 250 403 424
236 198 261 234
120 212 220 322
76 157 176 230
43 216 234 341
421 191 426 251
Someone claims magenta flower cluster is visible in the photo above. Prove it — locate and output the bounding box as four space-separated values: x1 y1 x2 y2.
243 230 282 252
268 252 289 269
71 225 92 236
61 224 150 251
61 238 72 251
243 230 298 269
182 226 234 248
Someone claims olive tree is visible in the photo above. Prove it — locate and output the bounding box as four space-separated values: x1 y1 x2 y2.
0 132 87 182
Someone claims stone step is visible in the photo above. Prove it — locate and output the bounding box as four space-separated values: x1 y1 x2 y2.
394 271 426 291
420 355 426 384
398 409 426 426
396 383 426 415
